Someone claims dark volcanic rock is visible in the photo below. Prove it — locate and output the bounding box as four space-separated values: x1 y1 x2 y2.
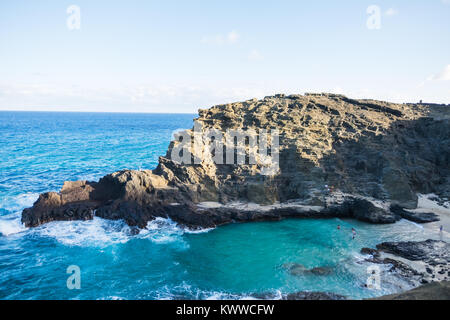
381 258 422 276
21 93 450 229
361 247 380 256
283 263 334 276
363 240 450 287
390 205 440 223
371 281 450 300
345 198 398 224
251 291 347 300
283 291 346 300
376 239 450 263
309 267 334 276
22 191 96 227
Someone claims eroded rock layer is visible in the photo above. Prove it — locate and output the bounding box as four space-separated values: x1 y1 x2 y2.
22 93 450 229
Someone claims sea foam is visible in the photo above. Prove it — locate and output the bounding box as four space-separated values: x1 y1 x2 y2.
0 193 38 237
27 216 206 247
0 213 26 237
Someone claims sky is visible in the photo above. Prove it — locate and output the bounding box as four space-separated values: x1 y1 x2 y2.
0 0 449 113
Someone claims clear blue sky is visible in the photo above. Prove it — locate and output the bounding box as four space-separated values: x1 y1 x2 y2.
1 0 449 112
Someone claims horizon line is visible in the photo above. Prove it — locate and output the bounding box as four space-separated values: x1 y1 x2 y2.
0 109 197 115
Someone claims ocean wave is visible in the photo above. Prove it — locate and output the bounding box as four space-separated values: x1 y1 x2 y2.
0 192 39 214
139 217 185 244
98 296 126 300
154 282 283 300
0 193 214 244
0 192 40 237
0 212 26 237
139 217 213 241
25 216 204 248
184 226 215 234
31 217 133 247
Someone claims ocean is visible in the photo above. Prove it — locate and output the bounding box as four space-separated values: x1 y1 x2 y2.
0 111 441 300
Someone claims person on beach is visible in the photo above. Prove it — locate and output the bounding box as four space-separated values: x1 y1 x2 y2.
351 228 356 240
337 225 341 230
440 225 444 233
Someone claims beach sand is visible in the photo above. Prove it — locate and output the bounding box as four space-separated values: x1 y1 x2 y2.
412 194 450 241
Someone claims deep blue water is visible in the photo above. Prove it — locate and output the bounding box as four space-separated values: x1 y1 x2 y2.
0 111 441 300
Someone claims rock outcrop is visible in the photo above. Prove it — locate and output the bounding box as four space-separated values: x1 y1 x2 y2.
390 205 440 223
252 291 347 300
371 281 450 300
22 93 450 229
282 263 334 276
361 240 450 285
282 291 347 300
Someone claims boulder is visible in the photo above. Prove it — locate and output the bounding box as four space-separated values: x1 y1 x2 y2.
283 263 334 276
346 198 398 224
390 205 440 223
376 239 450 262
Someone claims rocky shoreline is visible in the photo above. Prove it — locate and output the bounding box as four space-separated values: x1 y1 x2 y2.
264 282 450 300
21 93 450 230
275 240 450 300
20 93 450 299
361 239 450 286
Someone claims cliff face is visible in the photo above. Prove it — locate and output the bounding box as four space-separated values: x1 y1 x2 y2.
22 93 450 229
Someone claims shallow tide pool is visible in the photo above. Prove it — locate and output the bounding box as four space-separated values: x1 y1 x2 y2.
0 213 440 300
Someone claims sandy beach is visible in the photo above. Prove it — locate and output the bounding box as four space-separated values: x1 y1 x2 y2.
411 194 450 241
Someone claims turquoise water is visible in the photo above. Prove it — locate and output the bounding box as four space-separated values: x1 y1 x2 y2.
0 111 440 300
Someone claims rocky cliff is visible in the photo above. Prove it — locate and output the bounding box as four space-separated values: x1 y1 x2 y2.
22 93 450 229
372 281 450 300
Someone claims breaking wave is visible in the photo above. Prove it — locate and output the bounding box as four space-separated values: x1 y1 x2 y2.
0 193 39 237
25 216 212 247
154 282 283 300
0 213 26 237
